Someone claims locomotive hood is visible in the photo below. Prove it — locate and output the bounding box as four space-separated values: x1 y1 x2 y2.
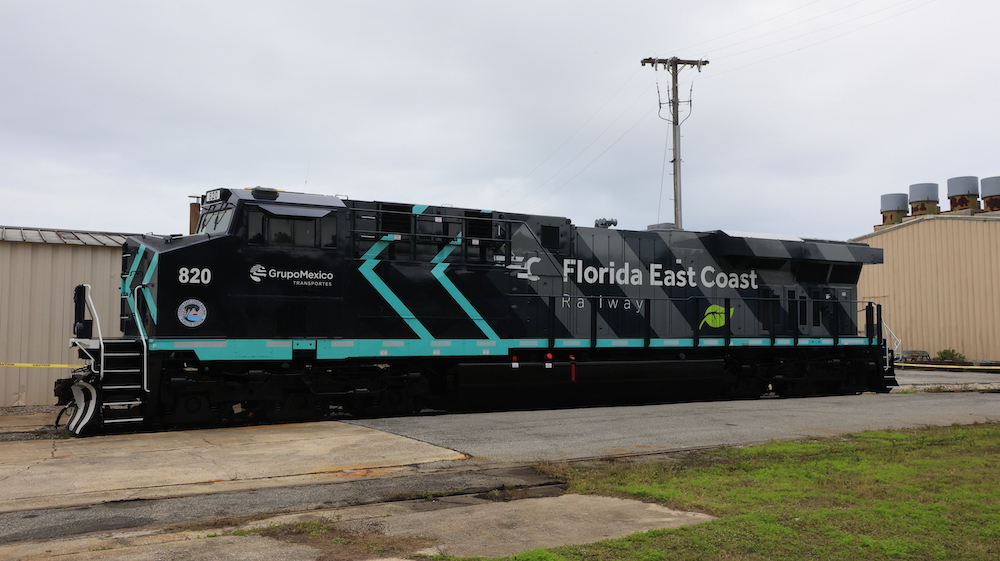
712 230 883 264
120 233 234 338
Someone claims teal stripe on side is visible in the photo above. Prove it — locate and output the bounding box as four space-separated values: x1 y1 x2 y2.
730 338 769 346
650 339 695 347
514 339 547 348
412 204 429 215
317 339 511 360
141 252 159 324
359 236 434 340
595 339 645 348
798 338 835 346
151 335 878 362
554 339 588 348
838 338 869 346
123 244 147 328
149 339 294 361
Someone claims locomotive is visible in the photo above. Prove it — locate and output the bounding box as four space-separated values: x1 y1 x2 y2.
59 186 897 434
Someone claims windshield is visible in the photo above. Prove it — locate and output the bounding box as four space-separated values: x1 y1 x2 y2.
196 203 236 234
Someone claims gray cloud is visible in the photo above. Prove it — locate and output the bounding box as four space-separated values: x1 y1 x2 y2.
1 0 996 240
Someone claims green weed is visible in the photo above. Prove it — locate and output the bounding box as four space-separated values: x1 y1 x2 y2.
500 422 1000 561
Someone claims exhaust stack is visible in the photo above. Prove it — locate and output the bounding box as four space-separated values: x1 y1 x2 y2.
908 183 939 216
981 176 1000 212
877 193 908 229
946 176 981 212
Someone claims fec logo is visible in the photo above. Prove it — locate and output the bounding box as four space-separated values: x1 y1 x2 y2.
177 299 207 328
700 305 734 329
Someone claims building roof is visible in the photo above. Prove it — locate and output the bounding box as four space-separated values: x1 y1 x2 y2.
851 211 1000 243
0 226 133 247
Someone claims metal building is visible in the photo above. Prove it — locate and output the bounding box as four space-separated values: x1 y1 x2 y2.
1 227 130 407
853 176 1000 362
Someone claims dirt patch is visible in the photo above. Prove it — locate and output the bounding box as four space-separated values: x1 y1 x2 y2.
122 489 710 560
892 383 1000 393
247 521 436 561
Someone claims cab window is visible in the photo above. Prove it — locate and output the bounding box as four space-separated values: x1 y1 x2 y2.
197 203 236 234
246 208 336 249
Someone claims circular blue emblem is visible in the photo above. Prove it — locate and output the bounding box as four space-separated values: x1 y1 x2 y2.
177 299 207 328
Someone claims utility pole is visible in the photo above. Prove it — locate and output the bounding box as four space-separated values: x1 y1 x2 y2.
640 57 709 230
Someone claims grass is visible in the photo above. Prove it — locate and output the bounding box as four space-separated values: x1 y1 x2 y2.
487 422 1000 561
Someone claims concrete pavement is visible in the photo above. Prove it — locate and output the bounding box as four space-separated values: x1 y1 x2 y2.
0 420 467 512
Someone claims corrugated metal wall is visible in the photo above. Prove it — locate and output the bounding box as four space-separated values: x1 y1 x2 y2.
856 215 1000 361
0 242 122 406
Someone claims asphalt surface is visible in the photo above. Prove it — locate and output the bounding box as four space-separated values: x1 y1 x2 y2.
0 368 997 559
348 390 1000 463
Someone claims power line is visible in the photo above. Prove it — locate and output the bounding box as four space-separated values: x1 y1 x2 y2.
487 67 647 209
640 57 709 230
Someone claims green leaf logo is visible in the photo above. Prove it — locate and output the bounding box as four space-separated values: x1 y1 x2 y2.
700 305 734 329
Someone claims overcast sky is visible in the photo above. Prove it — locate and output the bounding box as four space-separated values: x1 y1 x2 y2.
1 0 996 241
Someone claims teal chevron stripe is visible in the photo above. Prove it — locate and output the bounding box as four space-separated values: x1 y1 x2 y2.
430 232 461 264
141 252 159 323
123 245 146 327
430 232 500 340
359 235 433 340
431 261 499 340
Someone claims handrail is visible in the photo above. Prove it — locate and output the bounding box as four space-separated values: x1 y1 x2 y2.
80 284 105 345
132 284 151 392
882 320 902 370
539 294 879 341
80 284 106 377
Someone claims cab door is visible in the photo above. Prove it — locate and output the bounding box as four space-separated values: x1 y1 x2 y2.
231 204 347 338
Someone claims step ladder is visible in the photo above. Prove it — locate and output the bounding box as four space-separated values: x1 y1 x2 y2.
98 339 148 428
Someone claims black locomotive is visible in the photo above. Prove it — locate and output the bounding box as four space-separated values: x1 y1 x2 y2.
59 187 896 434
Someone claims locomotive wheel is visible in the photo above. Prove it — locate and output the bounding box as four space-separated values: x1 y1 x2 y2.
375 388 415 416
269 391 318 422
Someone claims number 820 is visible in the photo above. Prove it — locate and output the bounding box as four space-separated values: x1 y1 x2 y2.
178 267 212 284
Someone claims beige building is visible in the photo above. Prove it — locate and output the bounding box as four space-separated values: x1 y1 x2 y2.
853 176 1000 363
1 227 129 407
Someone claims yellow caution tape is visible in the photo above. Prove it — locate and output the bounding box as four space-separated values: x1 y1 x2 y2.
0 362 82 369
896 362 1000 372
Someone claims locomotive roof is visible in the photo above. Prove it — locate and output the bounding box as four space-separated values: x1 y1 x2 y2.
712 229 882 264
228 188 347 208
216 188 880 264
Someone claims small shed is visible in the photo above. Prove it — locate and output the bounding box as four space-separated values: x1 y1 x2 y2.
1 226 131 406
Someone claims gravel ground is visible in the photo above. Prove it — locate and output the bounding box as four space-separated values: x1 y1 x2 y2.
0 404 60 416
0 404 68 442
